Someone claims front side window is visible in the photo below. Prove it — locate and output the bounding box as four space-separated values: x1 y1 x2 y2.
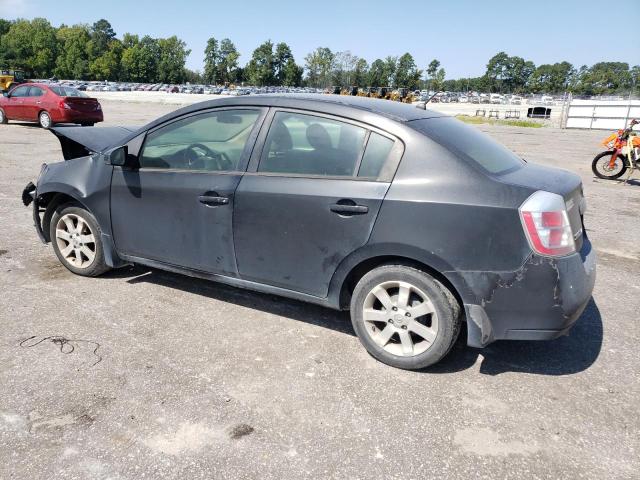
10 86 29 97
259 112 366 177
139 109 260 171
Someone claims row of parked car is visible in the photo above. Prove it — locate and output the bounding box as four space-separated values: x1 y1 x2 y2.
37 80 563 106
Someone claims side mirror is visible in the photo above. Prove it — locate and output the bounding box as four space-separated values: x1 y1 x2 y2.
108 145 128 166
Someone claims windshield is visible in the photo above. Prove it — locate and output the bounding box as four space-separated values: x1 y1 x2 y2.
409 117 525 175
50 86 87 98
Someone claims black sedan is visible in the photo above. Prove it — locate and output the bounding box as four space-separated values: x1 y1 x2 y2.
22 95 596 370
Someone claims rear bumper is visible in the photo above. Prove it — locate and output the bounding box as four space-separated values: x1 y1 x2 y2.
462 237 596 347
54 110 103 124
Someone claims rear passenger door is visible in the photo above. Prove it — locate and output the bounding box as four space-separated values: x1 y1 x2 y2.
233 109 403 297
23 86 45 121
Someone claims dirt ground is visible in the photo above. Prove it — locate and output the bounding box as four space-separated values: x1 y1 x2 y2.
0 99 639 480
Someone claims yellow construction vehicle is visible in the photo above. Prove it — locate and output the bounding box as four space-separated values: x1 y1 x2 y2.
340 86 358 96
0 69 25 92
393 88 417 103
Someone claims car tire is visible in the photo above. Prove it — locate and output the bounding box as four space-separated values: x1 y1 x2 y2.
49 203 110 277
350 265 461 370
38 110 52 129
0 108 7 124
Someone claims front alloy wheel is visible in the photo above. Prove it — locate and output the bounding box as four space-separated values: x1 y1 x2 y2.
50 203 110 277
55 213 96 269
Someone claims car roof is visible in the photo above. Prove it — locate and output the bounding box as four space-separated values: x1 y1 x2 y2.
150 94 443 127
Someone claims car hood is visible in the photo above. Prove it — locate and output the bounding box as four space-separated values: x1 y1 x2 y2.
50 125 140 160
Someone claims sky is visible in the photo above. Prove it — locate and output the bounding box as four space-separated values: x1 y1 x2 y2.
0 0 637 78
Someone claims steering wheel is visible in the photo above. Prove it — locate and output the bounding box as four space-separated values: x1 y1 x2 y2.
183 143 232 170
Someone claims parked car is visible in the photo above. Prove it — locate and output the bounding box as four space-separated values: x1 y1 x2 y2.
20 95 595 370
0 83 103 128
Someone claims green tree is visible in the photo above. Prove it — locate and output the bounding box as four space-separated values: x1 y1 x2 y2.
89 39 123 81
87 19 116 62
426 59 440 91
353 58 369 87
54 24 91 79
382 56 397 86
283 57 303 86
394 53 421 89
304 47 334 88
274 42 293 85
157 36 190 83
203 37 219 84
368 59 385 87
245 40 275 86
529 61 574 94
218 38 240 84
121 35 160 82
0 18 57 77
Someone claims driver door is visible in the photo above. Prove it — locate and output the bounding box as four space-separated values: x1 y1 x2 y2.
110 108 265 275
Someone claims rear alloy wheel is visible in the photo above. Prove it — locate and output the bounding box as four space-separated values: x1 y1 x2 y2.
350 265 461 370
50 204 110 277
0 108 7 124
38 111 52 129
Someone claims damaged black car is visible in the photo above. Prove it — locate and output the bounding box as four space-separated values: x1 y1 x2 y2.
22 95 596 370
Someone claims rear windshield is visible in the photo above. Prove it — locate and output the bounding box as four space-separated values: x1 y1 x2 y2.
50 86 87 98
409 117 524 175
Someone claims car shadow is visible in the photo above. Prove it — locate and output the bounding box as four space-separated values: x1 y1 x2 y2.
427 298 603 376
107 265 355 336
108 266 603 376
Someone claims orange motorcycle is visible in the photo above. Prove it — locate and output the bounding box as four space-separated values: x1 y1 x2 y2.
592 118 640 180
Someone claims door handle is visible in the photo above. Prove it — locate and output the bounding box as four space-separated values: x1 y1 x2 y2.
198 195 229 206
330 203 369 215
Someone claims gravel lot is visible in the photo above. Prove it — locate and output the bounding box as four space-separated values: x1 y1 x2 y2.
1 99 639 480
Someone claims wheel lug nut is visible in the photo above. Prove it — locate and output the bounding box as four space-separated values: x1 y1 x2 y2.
401 325 407 330
388 319 394 324
392 306 398 311
405 312 411 317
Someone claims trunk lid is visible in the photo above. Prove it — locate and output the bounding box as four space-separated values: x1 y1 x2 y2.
500 163 585 250
63 96 101 112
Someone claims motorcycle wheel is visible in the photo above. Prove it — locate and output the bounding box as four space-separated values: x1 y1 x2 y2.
592 151 628 180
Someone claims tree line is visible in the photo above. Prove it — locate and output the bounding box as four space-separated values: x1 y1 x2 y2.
0 17 637 95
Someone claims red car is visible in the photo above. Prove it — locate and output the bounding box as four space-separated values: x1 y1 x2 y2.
0 83 103 128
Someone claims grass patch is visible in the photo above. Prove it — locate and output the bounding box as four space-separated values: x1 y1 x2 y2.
455 115 544 128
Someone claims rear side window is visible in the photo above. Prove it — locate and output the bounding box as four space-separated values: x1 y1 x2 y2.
50 86 87 98
259 112 366 177
28 87 44 97
411 117 524 175
358 133 395 178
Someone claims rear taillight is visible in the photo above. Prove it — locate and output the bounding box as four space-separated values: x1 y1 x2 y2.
519 191 576 257
96 103 101 111
59 100 71 110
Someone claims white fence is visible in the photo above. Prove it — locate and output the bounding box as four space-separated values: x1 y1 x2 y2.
565 99 640 130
